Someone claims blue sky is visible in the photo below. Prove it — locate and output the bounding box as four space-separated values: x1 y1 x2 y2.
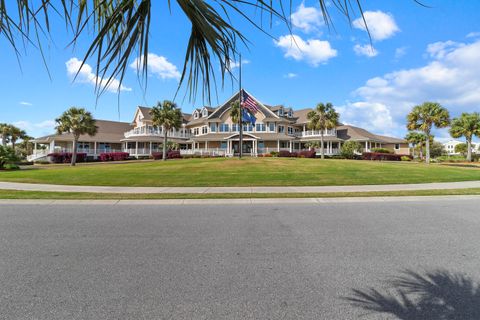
1 0 480 141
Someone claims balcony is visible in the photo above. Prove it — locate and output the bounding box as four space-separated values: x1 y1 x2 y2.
295 129 336 138
124 125 191 139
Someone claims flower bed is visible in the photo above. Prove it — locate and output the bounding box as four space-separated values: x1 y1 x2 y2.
277 150 316 158
152 150 182 160
98 152 130 162
362 152 412 161
47 152 87 163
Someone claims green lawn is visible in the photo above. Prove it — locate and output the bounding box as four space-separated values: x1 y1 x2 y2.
0 158 479 187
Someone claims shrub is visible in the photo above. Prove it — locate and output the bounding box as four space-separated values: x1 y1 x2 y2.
341 141 362 159
371 148 391 154
47 152 87 163
99 152 130 162
3 163 20 170
0 145 18 169
297 150 316 158
152 150 182 160
362 152 412 161
401 156 412 161
278 150 293 157
435 155 466 163
270 151 279 157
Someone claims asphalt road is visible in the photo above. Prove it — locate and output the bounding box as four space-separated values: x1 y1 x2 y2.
1 199 480 319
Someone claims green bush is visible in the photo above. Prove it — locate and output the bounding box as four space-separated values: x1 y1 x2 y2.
270 151 279 157
400 156 412 161
436 155 466 163
371 148 391 154
3 163 20 170
340 141 362 159
0 145 19 169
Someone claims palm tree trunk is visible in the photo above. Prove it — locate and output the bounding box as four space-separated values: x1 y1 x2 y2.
467 138 472 162
11 139 16 151
163 131 168 161
71 138 78 166
425 134 430 164
320 133 324 159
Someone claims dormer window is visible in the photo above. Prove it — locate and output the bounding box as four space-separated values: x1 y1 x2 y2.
193 111 199 119
288 110 292 118
202 108 208 117
278 108 284 116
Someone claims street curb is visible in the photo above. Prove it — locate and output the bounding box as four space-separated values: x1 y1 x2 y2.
1 195 480 205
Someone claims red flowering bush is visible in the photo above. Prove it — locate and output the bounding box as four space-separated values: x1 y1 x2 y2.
99 152 129 161
152 150 182 160
297 150 316 158
47 152 87 163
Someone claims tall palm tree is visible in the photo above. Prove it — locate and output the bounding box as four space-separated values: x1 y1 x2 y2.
449 112 480 162
0 1 371 101
55 107 98 166
407 102 450 164
307 102 339 159
150 101 183 161
0 123 11 146
9 126 27 152
405 131 427 159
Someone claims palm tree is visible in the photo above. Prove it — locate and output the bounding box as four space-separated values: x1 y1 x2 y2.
405 131 427 159
229 101 241 125
55 107 98 166
9 126 27 152
0 123 10 146
1 1 371 101
150 101 183 161
307 103 339 159
407 102 450 164
449 112 480 162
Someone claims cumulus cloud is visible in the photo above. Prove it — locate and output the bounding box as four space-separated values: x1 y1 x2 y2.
66 58 132 92
284 73 298 79
130 53 181 80
344 38 480 137
466 32 480 38
291 3 323 33
227 59 250 71
353 11 400 41
337 102 395 134
19 101 32 106
353 44 379 57
274 34 337 66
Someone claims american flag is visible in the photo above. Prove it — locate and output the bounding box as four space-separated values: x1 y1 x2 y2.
241 91 259 113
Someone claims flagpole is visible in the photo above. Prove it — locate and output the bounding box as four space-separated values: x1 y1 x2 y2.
238 54 243 159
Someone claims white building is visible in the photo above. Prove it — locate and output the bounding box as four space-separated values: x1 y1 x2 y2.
443 139 479 155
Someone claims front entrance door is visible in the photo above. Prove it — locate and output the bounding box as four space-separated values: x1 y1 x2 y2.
232 140 253 154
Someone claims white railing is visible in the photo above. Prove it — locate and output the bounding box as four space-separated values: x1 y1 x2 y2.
124 125 191 139
295 129 336 137
183 149 228 157
124 148 162 155
27 150 49 161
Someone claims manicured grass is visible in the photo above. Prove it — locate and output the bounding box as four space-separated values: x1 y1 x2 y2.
2 188 480 199
0 158 479 187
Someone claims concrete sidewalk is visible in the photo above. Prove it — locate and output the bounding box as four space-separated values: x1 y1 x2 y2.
1 180 480 194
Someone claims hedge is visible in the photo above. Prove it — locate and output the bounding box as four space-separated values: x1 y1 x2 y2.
152 150 182 160
362 152 412 161
99 152 130 162
47 152 87 163
278 150 316 158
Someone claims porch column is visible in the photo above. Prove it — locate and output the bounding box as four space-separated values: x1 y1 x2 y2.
289 141 292 152
34 142 37 154
365 141 368 151
135 141 138 155
149 141 152 154
94 142 97 156
277 140 280 152
205 141 208 150
50 140 55 153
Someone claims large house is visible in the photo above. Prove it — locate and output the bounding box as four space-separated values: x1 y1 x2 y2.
29 90 409 161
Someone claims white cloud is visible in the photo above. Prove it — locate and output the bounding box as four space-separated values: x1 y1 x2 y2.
66 58 132 92
19 101 33 106
291 3 323 33
130 53 181 80
337 102 395 134
227 59 250 71
13 120 56 135
345 39 480 138
352 11 400 41
284 73 298 78
274 34 337 66
466 32 480 38
353 44 379 58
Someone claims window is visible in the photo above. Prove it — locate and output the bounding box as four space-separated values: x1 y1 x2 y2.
232 124 239 132
243 124 253 132
193 128 199 135
278 108 284 116
210 123 217 132
278 125 285 133
288 110 292 118
219 124 230 132
255 123 266 132
193 111 199 119
202 126 208 134
268 123 275 132
220 142 227 149
394 144 400 149
202 108 208 117
287 127 294 135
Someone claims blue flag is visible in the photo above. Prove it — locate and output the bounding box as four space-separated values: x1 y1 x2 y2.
241 108 256 125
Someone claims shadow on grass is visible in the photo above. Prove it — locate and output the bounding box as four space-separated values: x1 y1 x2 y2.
345 269 480 319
